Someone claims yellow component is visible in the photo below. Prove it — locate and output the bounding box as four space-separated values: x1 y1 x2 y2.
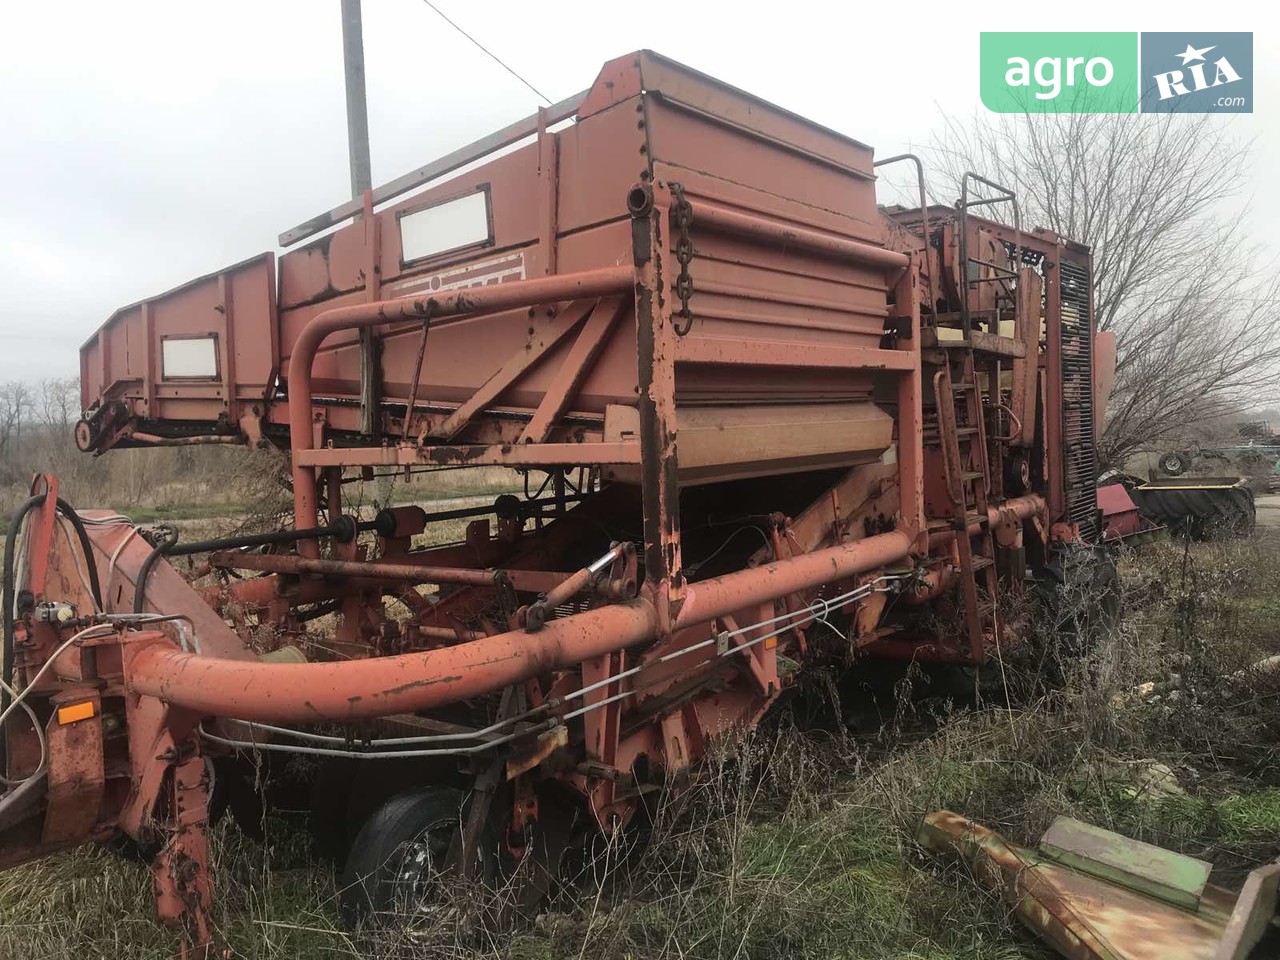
56 605 74 623
765 636 778 650
56 701 96 725
257 645 309 664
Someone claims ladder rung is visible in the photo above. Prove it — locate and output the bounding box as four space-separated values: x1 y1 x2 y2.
959 471 985 482
971 557 994 572
952 381 976 391
922 427 978 443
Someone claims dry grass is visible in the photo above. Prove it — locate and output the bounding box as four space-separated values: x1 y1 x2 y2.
4 533 1280 958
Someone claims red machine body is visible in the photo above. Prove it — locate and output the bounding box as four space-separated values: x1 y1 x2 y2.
3 51 1106 951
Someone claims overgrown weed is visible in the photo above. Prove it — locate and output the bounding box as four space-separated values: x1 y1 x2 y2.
4 534 1280 958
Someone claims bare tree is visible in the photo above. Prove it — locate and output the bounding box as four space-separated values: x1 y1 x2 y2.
929 109 1280 467
0 381 31 471
37 376 80 428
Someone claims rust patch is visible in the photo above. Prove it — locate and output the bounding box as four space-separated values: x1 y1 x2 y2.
381 675 464 697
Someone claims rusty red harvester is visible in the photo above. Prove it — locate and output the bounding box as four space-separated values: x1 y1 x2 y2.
0 51 1116 951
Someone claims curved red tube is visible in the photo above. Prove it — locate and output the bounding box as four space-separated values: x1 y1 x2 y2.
285 266 635 552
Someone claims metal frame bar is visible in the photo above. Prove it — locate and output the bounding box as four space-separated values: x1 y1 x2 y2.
283 265 635 547
434 298 599 441
279 91 588 247
521 295 626 443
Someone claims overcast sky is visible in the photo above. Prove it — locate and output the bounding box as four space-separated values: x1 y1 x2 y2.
1 1 1272 383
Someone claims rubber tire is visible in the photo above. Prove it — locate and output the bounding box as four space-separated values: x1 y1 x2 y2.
1035 544 1121 660
1160 452 1189 476
338 786 493 928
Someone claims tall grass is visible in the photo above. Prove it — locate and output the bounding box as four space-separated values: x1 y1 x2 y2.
3 535 1280 958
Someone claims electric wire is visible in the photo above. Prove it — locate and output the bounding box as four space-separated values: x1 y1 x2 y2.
0 615 195 784
417 0 551 105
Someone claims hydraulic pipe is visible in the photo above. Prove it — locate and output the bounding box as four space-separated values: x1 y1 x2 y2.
125 530 915 723
675 529 912 630
168 517 361 557
126 601 659 723
207 552 568 594
286 265 635 551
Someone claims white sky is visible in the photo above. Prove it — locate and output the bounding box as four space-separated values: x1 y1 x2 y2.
0 1 1272 382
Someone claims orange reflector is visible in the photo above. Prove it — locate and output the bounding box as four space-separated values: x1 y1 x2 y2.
764 636 778 650
56 701 95 725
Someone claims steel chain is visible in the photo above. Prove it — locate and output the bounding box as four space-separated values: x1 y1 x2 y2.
670 182 694 336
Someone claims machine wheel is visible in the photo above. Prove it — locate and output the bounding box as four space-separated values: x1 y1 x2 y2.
1035 544 1121 660
1160 452 1189 476
338 786 495 927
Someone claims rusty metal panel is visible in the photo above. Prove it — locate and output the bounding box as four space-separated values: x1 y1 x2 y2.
79 253 276 424
920 811 1234 960
82 50 915 490
41 691 104 845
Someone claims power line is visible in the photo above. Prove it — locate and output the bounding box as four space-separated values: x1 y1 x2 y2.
418 0 551 105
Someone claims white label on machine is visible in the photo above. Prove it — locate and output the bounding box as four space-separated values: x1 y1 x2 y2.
161 336 218 379
385 252 526 299
399 190 491 263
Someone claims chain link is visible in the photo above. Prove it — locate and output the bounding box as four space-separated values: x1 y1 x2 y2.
669 182 694 336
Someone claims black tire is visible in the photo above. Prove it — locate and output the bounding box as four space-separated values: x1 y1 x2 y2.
1035 544 1121 660
1160 452 1189 476
338 786 494 927
309 759 358 865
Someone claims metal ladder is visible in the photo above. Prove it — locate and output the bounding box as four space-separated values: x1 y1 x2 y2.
933 348 999 659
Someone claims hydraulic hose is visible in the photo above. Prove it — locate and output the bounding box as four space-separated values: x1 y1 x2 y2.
56 499 103 611
132 524 179 614
3 495 104 696
2 496 45 717
2 494 104 778
130 517 364 614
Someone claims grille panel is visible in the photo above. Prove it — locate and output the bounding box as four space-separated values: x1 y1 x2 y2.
1059 259 1100 541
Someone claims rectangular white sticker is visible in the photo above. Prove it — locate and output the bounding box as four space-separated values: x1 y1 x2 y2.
399 191 490 263
162 337 218 379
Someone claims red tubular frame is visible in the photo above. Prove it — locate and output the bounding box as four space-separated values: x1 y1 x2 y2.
127 600 658 722
674 530 912 629
125 529 913 722
286 265 635 550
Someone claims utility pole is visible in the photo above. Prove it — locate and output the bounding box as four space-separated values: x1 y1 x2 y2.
340 0 372 200
340 0 379 435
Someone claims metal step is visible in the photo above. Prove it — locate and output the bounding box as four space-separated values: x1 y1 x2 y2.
921 329 1027 359
922 427 979 446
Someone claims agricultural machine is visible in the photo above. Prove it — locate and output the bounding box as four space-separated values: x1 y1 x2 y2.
1159 421 1280 477
1 52 1116 951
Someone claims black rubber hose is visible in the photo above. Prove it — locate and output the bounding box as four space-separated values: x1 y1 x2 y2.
3 494 106 701
3 495 46 708
55 498 103 612
133 524 179 615
1 493 106 781
166 516 362 557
